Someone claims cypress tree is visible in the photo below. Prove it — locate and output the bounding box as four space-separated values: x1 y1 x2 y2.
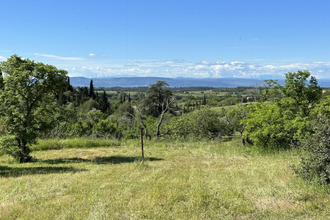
203 94 207 105
89 80 96 99
100 91 111 113
120 94 123 103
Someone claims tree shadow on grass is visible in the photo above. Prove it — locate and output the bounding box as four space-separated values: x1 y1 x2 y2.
42 156 163 165
0 165 86 178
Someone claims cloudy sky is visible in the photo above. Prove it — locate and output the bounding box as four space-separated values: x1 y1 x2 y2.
1 0 330 79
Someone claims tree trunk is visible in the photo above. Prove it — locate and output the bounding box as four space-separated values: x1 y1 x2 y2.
140 129 144 162
156 110 166 139
18 139 32 163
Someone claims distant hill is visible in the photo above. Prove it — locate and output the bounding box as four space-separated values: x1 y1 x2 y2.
70 77 263 88
69 77 330 88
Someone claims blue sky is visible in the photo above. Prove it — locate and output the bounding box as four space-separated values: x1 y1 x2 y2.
1 0 330 78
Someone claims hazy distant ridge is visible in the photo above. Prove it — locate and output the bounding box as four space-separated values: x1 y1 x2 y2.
70 77 263 88
70 77 330 88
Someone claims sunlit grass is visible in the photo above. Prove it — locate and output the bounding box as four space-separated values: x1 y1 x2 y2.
0 139 329 219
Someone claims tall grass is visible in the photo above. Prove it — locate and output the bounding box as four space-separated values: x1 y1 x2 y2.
1 138 329 219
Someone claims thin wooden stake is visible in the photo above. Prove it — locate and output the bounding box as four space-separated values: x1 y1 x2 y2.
140 128 144 162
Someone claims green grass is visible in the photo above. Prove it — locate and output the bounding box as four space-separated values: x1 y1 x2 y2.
1 139 329 219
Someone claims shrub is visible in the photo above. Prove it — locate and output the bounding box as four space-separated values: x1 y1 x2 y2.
295 115 330 184
171 109 233 139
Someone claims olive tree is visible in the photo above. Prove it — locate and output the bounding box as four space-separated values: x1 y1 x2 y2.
0 55 68 162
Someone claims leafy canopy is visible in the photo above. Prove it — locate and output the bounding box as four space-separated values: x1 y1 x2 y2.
142 81 173 117
243 70 322 149
0 55 68 162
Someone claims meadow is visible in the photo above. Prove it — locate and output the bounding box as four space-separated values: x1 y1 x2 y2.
1 138 329 219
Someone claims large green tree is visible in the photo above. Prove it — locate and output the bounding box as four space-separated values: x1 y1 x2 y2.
0 55 68 162
243 70 322 148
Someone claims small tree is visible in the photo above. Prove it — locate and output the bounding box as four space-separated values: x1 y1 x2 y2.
0 55 68 162
142 81 174 118
142 81 174 138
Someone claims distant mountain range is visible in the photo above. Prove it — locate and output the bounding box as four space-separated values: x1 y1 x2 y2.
69 77 330 88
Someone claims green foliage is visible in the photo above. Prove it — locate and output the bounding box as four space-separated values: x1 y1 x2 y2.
295 97 330 184
295 115 330 184
89 79 96 99
171 108 233 139
99 91 111 113
114 102 138 139
92 117 117 138
220 97 240 106
243 102 292 148
69 109 106 137
0 55 68 162
142 81 174 117
243 71 322 149
312 96 330 117
281 71 322 116
225 105 248 136
0 135 24 161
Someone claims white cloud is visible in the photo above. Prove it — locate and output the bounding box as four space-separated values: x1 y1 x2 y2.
32 57 330 79
0 56 6 61
33 53 84 61
89 53 96 57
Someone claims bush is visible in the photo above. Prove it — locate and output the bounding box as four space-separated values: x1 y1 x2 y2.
295 115 330 184
171 109 233 139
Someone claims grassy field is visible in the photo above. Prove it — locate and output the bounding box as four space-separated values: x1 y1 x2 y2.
0 139 329 219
